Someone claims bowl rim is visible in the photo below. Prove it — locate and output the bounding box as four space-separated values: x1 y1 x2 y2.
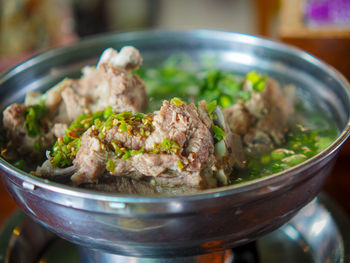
1 29 350 203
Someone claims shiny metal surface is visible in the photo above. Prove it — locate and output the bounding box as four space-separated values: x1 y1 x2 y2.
0 30 350 257
259 194 350 263
79 248 233 263
1 195 349 263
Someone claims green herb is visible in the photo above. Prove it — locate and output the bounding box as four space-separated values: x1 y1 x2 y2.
260 154 271 164
241 124 337 181
137 56 245 111
212 125 226 141
106 159 116 173
34 140 41 150
206 100 217 115
171 97 185 106
130 147 145 156
246 71 267 92
138 57 272 113
246 71 260 85
238 90 251 102
122 151 131 159
162 138 181 153
103 106 113 119
134 113 146 118
25 104 47 137
51 109 106 167
14 159 25 169
110 140 146 161
218 95 232 108
119 122 127 132
177 160 184 170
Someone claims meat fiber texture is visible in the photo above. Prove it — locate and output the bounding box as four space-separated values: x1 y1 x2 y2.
224 78 297 154
2 46 147 159
37 100 244 193
73 100 243 189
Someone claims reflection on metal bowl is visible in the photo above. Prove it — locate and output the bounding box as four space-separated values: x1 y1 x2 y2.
0 30 349 257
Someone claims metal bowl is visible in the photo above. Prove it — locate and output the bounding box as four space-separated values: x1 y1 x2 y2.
0 30 349 257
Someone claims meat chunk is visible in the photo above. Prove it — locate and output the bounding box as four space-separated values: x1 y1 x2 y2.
224 78 296 154
40 100 244 190
72 100 217 188
2 104 55 159
61 87 88 121
2 46 148 159
78 64 147 114
81 176 158 195
3 104 27 135
224 103 255 136
54 46 147 122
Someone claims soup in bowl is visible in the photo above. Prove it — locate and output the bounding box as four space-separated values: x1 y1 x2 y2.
0 30 349 257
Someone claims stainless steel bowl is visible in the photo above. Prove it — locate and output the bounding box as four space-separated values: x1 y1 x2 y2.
1 30 349 257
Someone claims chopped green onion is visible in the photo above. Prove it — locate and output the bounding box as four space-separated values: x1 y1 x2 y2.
246 71 267 92
254 80 266 92
177 160 184 170
106 159 116 172
206 100 217 114
238 91 251 102
246 71 261 85
119 123 127 132
171 97 185 106
134 112 146 118
218 95 232 108
14 159 25 169
212 125 226 141
25 104 47 137
122 151 131 159
103 106 113 119
34 140 41 150
260 154 271 164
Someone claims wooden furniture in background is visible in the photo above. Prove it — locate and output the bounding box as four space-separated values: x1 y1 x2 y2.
278 0 350 215
279 0 350 80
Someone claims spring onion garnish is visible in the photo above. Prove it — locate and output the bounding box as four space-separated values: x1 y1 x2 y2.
212 125 226 141
25 104 47 137
206 100 217 115
246 71 267 92
177 160 184 170
171 97 185 106
106 159 116 173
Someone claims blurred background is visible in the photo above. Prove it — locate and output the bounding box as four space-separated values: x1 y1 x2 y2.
0 0 349 225
1 0 349 76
